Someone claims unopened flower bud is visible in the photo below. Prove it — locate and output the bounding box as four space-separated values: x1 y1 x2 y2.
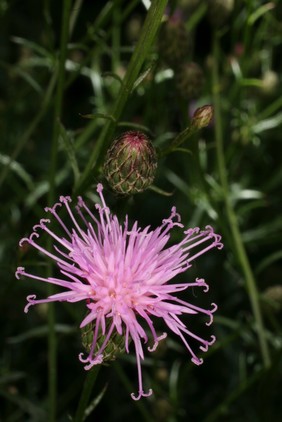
179 0 201 12
81 320 125 362
158 15 191 67
103 131 157 195
208 0 234 27
154 399 173 421
191 105 213 129
126 16 142 43
260 70 279 96
263 285 282 312
175 62 204 99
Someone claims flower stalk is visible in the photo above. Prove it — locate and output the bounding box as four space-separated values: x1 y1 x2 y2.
74 0 168 194
212 32 270 367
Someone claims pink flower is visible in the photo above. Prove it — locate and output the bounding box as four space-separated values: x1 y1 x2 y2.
16 184 223 400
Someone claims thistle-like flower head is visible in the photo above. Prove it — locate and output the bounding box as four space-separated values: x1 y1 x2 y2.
104 131 157 195
16 184 223 400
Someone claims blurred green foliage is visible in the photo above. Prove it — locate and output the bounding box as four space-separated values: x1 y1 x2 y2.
1 0 282 421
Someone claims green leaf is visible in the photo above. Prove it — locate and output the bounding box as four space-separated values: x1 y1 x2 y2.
59 123 80 183
248 2 275 26
148 184 174 196
252 112 282 133
132 63 155 91
11 36 54 59
7 324 76 344
79 113 116 123
0 153 34 190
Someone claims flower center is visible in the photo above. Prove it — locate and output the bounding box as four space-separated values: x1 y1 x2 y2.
109 288 117 298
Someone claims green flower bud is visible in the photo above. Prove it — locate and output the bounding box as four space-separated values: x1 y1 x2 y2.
175 62 204 100
260 70 279 96
81 321 125 363
103 131 157 195
191 105 213 129
158 16 191 67
208 0 234 27
263 285 282 313
178 0 201 12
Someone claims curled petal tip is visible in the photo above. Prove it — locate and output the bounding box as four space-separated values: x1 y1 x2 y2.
60 196 71 204
205 317 213 327
205 225 213 232
15 267 25 279
84 355 103 370
41 218 50 225
24 295 37 313
200 344 209 352
33 219 50 231
192 356 203 366
211 303 218 313
184 227 200 236
78 352 88 363
195 278 209 292
209 335 216 345
24 304 32 313
148 332 167 352
205 304 217 326
131 388 153 401
19 238 29 247
77 196 84 207
97 183 103 193
44 201 62 214
29 232 39 242
171 206 181 222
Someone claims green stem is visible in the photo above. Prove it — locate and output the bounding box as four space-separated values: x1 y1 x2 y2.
113 362 152 422
73 367 100 422
74 0 168 194
212 33 270 368
159 124 197 157
47 1 72 420
69 0 84 37
112 3 121 72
